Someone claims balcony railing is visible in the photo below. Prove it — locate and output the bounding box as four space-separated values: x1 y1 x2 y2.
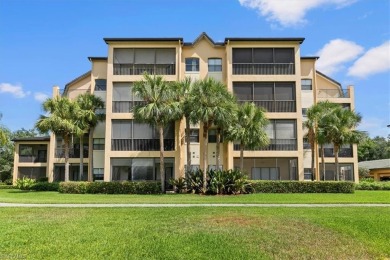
319 147 353 157
233 63 295 75
317 89 349 98
111 139 175 151
242 100 296 112
19 155 47 163
112 101 147 113
234 139 297 151
113 64 175 75
55 148 89 158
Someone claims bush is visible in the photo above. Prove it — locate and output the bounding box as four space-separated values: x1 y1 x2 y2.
4 179 13 185
15 177 36 190
37 177 49 182
356 181 390 191
59 181 161 194
0 184 15 189
169 177 186 193
185 170 204 194
0 171 11 182
29 182 60 191
249 181 355 193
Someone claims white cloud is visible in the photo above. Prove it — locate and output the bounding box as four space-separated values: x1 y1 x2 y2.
358 117 389 138
0 83 31 98
347 41 390 78
34 92 49 102
238 0 356 27
315 39 364 75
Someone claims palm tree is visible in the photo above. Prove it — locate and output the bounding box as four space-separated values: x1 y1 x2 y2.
35 97 83 182
75 93 105 181
187 78 235 192
304 101 338 181
225 102 269 171
133 73 181 192
174 77 194 172
324 107 362 180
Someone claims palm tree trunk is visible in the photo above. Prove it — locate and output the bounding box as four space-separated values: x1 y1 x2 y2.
240 142 244 172
334 144 340 181
321 144 325 181
79 134 84 181
202 123 209 193
216 127 221 170
64 135 70 182
88 127 94 182
159 124 165 193
310 139 315 181
185 117 191 172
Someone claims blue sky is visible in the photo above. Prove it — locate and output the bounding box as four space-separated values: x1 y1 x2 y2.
0 0 389 137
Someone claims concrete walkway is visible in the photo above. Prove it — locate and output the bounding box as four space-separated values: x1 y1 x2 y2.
1 203 389 208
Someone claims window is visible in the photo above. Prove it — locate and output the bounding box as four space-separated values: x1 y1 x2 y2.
185 58 199 72
301 79 312 90
95 79 107 91
304 168 312 180
93 168 104 181
187 129 199 143
303 138 310 149
266 120 297 150
19 145 33 156
302 108 308 117
208 129 223 143
208 58 222 72
93 139 105 150
252 167 279 180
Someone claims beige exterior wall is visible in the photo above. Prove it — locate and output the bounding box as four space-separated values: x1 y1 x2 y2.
13 35 359 184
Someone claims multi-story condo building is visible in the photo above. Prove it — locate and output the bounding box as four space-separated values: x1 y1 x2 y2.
12 33 358 184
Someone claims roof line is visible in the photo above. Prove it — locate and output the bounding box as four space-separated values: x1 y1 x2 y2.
64 70 91 93
301 56 319 60
104 37 183 44
88 57 107 61
316 70 341 86
225 37 305 44
183 32 225 47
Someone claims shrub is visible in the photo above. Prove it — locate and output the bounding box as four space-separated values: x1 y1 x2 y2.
0 171 11 182
37 177 49 182
59 182 88 194
249 181 355 193
208 169 251 195
358 167 370 179
15 177 36 190
169 177 186 193
59 181 161 194
185 170 204 194
356 181 390 191
29 182 60 191
4 179 13 185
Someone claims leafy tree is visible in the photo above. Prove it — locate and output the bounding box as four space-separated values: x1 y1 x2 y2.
133 74 181 192
324 107 362 180
75 93 105 181
225 102 269 171
0 113 6 146
35 97 83 182
187 78 235 192
358 134 390 161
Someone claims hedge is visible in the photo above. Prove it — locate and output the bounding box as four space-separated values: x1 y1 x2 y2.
29 182 60 192
249 181 355 193
355 181 390 191
59 181 162 194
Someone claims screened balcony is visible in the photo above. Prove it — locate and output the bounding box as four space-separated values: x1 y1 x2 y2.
19 144 47 163
18 167 46 180
113 48 176 75
319 145 353 157
234 139 297 151
111 120 175 151
112 83 146 113
55 148 89 158
233 82 296 112
232 48 295 75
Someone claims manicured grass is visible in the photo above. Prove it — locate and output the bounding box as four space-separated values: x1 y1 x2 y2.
0 207 388 259
0 189 389 204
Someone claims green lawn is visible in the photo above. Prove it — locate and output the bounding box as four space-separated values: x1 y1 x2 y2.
0 189 389 204
0 207 388 259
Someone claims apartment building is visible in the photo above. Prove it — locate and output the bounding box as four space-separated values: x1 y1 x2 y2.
12 33 358 184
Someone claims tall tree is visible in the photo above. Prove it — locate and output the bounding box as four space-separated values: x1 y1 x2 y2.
324 107 362 180
304 101 338 181
133 74 181 192
174 77 194 172
75 93 105 181
187 78 235 192
358 133 390 161
0 113 7 145
35 97 83 182
225 102 269 171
